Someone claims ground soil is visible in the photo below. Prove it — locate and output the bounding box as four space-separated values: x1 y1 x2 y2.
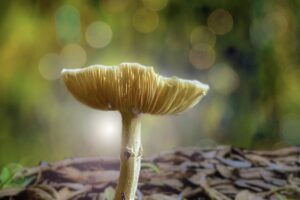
0 146 299 200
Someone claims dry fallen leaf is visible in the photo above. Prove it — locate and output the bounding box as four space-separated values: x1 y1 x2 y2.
216 164 233 178
57 187 73 200
58 167 119 184
143 193 178 200
235 190 263 200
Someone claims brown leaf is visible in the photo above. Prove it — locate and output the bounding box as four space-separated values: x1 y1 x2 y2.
202 150 217 159
216 146 232 157
57 187 73 200
198 176 232 200
162 179 183 190
217 157 252 168
143 193 178 200
154 153 187 164
57 167 83 182
216 164 233 178
238 168 274 179
252 147 300 157
84 170 119 184
234 179 276 192
189 172 210 185
147 177 165 186
179 161 200 169
181 187 203 198
234 180 263 192
58 167 119 184
267 162 300 173
245 154 271 166
209 179 232 187
214 184 240 195
235 190 263 200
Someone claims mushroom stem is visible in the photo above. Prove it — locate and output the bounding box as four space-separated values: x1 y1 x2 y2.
115 112 142 200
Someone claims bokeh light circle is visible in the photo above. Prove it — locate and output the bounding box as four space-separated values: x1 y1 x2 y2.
190 26 216 47
85 21 113 48
208 63 239 95
189 44 216 70
101 0 131 13
38 53 62 81
132 8 159 33
142 0 168 11
60 44 87 68
208 9 233 35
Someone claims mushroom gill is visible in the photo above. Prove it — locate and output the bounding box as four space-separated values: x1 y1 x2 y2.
62 62 209 115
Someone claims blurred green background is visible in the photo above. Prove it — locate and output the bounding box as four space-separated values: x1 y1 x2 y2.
0 0 299 166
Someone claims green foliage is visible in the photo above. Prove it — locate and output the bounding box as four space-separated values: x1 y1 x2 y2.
0 163 34 189
104 187 115 200
141 163 160 174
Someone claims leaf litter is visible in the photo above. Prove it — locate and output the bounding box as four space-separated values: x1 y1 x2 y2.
0 146 299 199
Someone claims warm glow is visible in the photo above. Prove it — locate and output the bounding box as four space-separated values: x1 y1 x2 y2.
101 0 131 14
189 44 216 70
38 53 62 80
208 63 239 95
85 21 113 48
88 112 121 147
60 43 87 68
142 0 169 11
208 9 233 35
190 26 216 47
132 8 159 33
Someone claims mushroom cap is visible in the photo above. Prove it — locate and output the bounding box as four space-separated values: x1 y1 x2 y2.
62 63 209 115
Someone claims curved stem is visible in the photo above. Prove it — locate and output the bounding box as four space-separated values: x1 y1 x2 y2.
114 112 142 200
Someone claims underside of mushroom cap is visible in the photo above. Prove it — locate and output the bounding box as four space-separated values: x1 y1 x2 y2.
62 63 209 115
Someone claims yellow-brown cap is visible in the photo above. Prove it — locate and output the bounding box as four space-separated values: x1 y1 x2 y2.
61 63 209 115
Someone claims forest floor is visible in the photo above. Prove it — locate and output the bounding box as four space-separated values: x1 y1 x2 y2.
0 146 299 200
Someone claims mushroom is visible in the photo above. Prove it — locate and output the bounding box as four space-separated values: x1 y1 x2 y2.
61 63 209 200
